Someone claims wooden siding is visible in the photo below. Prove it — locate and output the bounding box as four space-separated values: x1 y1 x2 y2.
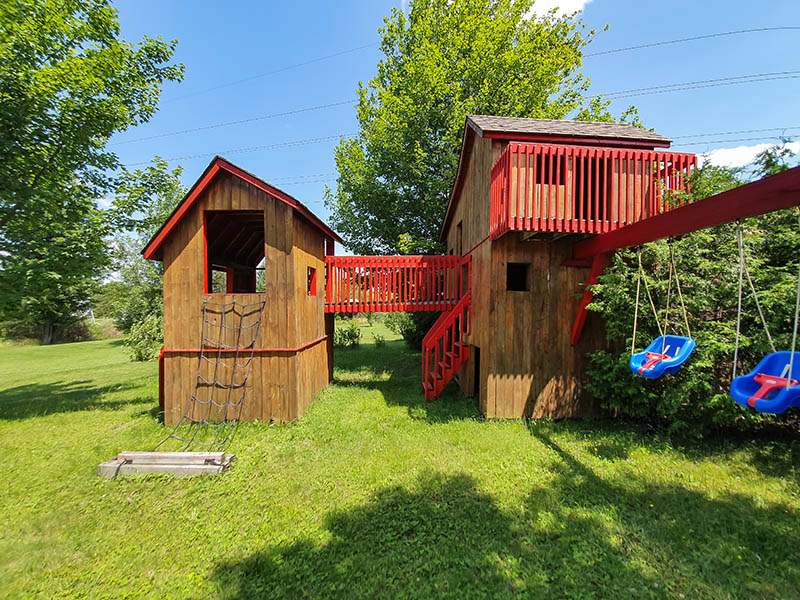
444 136 503 414
160 171 332 425
444 135 606 419
485 235 604 418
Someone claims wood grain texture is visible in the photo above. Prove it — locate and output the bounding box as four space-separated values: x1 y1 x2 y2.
159 171 333 425
444 136 606 420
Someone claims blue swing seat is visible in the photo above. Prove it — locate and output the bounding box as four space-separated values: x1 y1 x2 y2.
629 335 696 379
730 351 800 414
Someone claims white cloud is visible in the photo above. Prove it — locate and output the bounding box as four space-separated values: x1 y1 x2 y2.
96 196 113 209
697 141 800 169
523 0 593 19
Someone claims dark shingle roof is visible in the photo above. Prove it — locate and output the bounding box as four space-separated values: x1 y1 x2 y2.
467 115 671 145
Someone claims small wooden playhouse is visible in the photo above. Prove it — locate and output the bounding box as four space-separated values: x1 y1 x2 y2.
144 116 697 424
143 157 340 425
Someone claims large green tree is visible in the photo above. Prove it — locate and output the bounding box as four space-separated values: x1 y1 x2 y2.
326 0 627 254
0 0 183 342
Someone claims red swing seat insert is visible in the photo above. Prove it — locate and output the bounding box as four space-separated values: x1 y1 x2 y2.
747 373 799 408
639 351 671 374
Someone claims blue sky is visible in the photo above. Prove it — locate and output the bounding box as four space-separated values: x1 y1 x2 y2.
112 0 800 250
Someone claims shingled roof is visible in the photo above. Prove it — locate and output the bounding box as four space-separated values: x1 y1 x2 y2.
467 115 671 145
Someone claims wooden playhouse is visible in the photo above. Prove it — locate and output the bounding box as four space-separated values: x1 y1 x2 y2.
144 116 701 424
142 157 340 425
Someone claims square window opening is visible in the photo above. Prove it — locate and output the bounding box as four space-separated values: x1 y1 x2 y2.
204 210 265 293
307 266 317 296
507 262 529 292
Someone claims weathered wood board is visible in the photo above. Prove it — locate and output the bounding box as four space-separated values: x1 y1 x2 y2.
97 451 235 478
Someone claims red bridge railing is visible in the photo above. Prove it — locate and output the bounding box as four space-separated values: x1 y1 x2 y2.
324 255 463 313
490 142 697 240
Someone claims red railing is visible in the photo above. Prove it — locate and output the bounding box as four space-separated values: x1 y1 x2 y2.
490 142 697 240
324 255 463 313
421 256 472 400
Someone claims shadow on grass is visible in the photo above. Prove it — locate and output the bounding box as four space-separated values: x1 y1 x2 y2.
211 455 799 598
0 380 152 420
211 470 656 599
527 423 800 597
332 340 479 424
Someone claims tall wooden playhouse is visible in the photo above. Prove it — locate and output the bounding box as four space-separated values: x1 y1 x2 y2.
144 116 697 424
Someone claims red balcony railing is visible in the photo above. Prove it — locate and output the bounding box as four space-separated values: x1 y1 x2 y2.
490 142 697 240
324 255 463 313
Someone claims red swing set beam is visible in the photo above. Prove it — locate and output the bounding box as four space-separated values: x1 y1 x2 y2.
570 166 800 344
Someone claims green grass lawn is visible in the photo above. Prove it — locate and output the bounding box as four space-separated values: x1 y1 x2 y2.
1 321 799 599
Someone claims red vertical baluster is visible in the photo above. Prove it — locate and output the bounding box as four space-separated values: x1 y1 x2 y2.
572 148 586 233
555 146 563 232
587 148 594 234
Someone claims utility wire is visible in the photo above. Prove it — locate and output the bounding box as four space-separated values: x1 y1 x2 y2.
585 26 800 57
601 70 800 98
671 126 800 139
163 42 379 103
112 100 355 146
672 136 800 147
122 134 353 167
120 72 799 147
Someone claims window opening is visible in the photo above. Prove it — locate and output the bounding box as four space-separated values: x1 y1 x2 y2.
307 266 317 296
507 262 530 292
204 210 265 293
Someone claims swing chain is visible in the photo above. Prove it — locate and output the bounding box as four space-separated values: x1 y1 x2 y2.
670 242 692 340
631 246 665 356
787 208 800 389
733 221 745 381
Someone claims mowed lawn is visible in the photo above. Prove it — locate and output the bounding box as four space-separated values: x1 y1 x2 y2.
1 323 799 599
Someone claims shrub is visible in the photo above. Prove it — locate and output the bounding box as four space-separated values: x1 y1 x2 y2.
372 332 386 347
384 311 440 350
586 208 798 436
123 314 163 361
334 320 362 348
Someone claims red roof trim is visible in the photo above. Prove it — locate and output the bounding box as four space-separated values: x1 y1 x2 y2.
482 131 670 149
142 156 342 261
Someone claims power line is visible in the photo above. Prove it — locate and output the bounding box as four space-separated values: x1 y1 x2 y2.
672 136 799 147
585 26 800 57
671 126 800 140
112 101 355 146
601 73 800 101
268 172 337 182
123 134 353 167
601 70 800 98
163 42 378 103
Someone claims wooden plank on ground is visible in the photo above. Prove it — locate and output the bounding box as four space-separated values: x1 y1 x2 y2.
97 452 235 478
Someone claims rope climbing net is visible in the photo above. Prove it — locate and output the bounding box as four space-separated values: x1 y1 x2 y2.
156 299 266 452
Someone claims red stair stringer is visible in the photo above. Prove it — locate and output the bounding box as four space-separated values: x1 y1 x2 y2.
421 291 471 400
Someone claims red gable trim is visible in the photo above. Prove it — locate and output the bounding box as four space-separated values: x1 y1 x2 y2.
482 131 670 149
142 156 342 261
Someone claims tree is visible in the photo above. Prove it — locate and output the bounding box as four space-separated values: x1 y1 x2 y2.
0 0 183 343
109 157 187 239
325 0 628 254
106 159 187 359
0 183 109 344
0 0 184 230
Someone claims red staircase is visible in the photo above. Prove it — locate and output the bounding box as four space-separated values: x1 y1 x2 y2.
422 257 472 400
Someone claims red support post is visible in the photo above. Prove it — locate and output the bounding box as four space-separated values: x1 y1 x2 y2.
570 252 609 345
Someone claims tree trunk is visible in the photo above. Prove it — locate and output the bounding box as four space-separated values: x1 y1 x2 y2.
40 324 54 345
